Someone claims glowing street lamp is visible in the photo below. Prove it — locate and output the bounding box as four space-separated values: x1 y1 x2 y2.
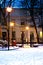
25 26 29 30
10 22 14 27
6 7 12 13
6 7 12 50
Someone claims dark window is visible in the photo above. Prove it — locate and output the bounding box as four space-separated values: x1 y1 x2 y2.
21 22 25 25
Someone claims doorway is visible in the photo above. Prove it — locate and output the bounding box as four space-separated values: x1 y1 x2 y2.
2 32 7 40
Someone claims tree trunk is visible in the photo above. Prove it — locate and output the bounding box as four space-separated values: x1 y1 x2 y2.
30 9 39 43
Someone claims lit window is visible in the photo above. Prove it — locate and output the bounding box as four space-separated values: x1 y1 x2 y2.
40 31 42 38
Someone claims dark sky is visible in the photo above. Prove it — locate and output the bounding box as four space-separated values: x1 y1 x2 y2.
0 0 43 8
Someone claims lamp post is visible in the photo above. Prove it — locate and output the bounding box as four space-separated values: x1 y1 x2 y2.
6 7 12 50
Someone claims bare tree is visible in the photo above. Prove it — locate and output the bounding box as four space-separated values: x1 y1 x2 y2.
20 0 39 43
0 0 13 26
30 0 39 43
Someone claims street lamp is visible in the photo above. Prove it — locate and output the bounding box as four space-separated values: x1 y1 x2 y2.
25 26 29 30
6 7 12 50
10 22 14 27
6 7 12 13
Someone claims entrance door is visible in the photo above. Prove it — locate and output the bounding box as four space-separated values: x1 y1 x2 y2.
2 32 7 40
12 31 16 40
21 31 25 44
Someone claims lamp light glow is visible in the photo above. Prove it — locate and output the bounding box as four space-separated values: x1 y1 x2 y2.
10 22 14 27
6 7 12 12
40 31 42 38
25 26 29 30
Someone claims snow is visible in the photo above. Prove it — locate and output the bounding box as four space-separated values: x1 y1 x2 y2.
0 46 43 65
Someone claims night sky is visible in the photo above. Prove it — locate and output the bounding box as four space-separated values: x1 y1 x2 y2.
0 0 43 8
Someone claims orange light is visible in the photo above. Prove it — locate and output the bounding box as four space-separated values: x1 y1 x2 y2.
25 26 29 30
10 22 14 27
6 7 12 12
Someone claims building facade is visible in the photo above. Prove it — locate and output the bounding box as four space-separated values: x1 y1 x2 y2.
0 8 42 45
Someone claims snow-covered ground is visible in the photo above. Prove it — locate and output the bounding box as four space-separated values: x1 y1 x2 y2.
0 46 43 65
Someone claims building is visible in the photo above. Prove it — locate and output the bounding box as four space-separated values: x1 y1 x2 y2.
0 8 42 46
